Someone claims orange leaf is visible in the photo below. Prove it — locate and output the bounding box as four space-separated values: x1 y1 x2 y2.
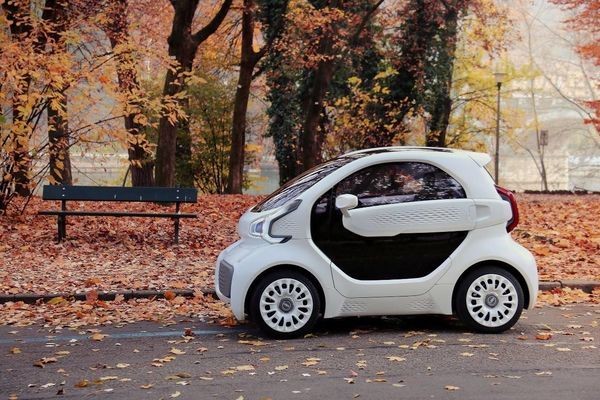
86 289 98 304
164 290 176 301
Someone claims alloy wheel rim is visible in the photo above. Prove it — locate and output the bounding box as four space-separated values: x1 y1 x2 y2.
466 273 518 328
259 278 313 333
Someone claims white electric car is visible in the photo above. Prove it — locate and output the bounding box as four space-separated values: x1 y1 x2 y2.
215 147 538 338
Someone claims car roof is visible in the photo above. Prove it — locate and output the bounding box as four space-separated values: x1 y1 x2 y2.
345 146 491 167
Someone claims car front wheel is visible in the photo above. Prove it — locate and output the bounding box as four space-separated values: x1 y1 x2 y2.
455 266 524 333
250 270 321 339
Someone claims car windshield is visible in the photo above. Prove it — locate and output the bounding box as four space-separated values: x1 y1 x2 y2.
252 154 365 212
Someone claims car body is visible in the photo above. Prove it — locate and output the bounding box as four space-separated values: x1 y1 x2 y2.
215 147 538 337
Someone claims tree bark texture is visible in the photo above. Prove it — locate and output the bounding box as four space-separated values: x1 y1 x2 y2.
155 0 233 187
227 0 261 194
300 37 335 171
2 0 33 196
44 0 73 185
425 6 459 147
105 0 154 186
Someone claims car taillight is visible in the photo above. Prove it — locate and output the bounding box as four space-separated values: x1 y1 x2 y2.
495 185 519 233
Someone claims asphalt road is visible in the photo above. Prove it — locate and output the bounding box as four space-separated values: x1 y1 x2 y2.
1 304 598 400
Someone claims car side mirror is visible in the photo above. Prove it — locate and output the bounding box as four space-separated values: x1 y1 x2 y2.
335 194 358 216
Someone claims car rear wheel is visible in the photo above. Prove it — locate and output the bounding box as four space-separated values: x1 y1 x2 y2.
250 270 321 339
455 266 524 333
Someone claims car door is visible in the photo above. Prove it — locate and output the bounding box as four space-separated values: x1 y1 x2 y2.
311 161 475 298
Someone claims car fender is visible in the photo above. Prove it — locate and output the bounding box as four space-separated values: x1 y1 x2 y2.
223 239 343 321
437 224 538 309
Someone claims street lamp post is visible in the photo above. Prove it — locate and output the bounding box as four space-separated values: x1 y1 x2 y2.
493 71 507 184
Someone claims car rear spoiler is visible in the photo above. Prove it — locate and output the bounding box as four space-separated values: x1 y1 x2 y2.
464 151 492 167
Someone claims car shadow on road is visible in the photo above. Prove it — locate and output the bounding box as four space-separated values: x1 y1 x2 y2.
237 314 476 340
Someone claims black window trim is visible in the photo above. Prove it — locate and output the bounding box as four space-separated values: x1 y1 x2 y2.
332 160 467 209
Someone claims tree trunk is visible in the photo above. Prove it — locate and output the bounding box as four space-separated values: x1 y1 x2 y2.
300 0 381 171
105 0 154 186
2 1 32 196
155 0 232 187
301 37 335 171
44 0 72 185
175 100 195 187
426 94 452 147
425 7 459 147
47 94 72 185
227 0 260 194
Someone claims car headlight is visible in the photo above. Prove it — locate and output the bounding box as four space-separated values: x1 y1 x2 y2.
249 218 265 237
249 199 302 243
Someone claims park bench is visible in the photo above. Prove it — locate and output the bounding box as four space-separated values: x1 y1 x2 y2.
38 185 197 243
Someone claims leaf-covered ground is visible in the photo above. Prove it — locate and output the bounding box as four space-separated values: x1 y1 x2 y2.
513 194 599 281
0 194 598 327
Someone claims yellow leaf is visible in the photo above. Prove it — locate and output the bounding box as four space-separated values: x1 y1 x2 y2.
47 296 66 305
238 340 268 346
386 356 406 362
74 380 89 388
90 333 107 341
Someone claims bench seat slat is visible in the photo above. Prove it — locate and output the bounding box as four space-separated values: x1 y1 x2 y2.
38 211 197 218
42 185 197 203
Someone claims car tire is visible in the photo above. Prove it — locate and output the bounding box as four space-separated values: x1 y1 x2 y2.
455 266 524 333
250 270 321 339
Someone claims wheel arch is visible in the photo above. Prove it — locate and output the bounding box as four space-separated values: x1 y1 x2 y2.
451 260 531 313
244 264 326 320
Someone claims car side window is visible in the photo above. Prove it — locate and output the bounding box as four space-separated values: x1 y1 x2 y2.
335 162 465 208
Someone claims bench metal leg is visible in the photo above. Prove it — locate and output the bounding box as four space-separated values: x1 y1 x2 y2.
60 216 66 240
173 202 180 244
57 216 62 241
174 218 180 244
58 200 67 241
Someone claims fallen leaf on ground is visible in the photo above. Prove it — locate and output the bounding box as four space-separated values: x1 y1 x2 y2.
535 332 552 340
238 340 268 346
90 333 107 341
386 356 406 362
74 380 89 388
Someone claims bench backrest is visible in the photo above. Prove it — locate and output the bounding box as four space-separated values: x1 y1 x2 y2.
42 185 197 203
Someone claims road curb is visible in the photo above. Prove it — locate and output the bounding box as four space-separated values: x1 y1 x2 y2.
538 280 599 293
538 281 561 291
1 281 597 304
0 288 218 304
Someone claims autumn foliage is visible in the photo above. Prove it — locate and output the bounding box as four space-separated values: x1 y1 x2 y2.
551 0 600 133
